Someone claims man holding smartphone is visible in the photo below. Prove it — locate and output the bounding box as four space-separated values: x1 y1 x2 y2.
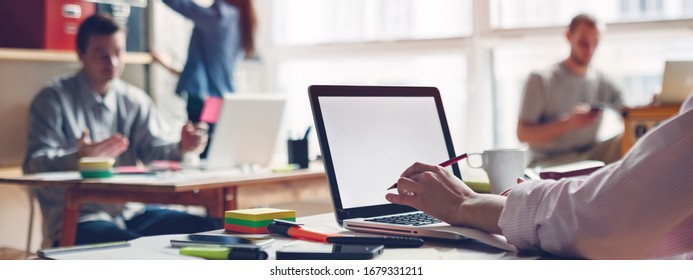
517 14 624 168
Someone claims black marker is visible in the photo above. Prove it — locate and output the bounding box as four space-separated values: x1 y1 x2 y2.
180 246 268 260
326 236 424 248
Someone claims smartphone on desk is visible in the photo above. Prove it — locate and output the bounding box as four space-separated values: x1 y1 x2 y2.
276 244 384 260
170 234 272 248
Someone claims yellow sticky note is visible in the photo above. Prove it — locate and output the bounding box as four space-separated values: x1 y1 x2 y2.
225 208 296 221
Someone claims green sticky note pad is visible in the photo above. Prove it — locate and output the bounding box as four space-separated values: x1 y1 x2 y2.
225 208 295 221
225 217 295 228
80 169 114 179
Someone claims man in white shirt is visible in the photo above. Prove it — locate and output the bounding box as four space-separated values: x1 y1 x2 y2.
387 95 693 259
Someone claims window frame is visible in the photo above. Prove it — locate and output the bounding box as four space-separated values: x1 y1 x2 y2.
257 0 693 150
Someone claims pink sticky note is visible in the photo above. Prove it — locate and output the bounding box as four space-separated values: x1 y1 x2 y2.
114 166 148 174
199 97 223 123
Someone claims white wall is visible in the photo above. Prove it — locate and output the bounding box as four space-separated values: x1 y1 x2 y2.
0 61 147 167
0 168 42 253
0 61 81 167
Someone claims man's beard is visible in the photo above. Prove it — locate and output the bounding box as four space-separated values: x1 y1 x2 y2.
569 51 591 67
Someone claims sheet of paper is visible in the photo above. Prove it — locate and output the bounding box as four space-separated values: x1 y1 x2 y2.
45 246 199 260
35 172 81 181
426 225 517 252
377 248 443 260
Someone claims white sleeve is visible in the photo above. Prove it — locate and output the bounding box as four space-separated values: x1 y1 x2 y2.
499 107 693 259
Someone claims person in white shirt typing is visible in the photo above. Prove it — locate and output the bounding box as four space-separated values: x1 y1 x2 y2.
387 94 693 259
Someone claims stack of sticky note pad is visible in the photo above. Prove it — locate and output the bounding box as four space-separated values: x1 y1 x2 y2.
225 208 296 234
79 157 115 179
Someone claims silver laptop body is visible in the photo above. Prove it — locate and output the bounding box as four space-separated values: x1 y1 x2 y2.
661 61 693 105
205 94 286 169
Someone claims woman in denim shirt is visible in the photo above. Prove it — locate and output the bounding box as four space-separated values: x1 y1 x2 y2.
156 0 256 158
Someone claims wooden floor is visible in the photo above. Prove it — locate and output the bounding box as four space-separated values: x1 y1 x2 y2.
0 247 27 260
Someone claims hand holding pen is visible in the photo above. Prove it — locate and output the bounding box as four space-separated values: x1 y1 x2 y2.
384 160 482 228
387 153 468 190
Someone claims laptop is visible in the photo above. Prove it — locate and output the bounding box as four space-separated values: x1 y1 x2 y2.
660 61 693 105
204 95 286 170
308 85 515 251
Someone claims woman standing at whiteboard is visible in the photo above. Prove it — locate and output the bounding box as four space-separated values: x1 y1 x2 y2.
155 0 257 158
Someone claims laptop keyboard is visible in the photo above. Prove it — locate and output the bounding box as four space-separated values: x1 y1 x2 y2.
365 212 441 226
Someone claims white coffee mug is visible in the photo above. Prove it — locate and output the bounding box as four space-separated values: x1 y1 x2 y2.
466 149 527 194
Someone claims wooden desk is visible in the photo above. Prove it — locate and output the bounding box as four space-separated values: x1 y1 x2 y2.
622 105 681 155
0 168 328 246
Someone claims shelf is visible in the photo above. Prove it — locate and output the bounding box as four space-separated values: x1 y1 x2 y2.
0 48 152 64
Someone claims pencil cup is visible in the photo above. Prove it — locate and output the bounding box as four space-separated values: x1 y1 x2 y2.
287 139 309 169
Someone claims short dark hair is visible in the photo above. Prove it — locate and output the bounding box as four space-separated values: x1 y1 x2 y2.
568 13 598 33
76 14 123 53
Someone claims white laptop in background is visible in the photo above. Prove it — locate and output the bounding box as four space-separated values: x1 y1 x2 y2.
660 61 693 104
308 85 515 252
204 95 286 170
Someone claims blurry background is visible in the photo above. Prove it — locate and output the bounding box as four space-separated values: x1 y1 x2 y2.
151 0 693 157
2 0 693 256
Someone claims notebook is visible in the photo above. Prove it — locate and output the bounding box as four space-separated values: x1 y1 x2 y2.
660 61 693 105
308 85 516 252
204 95 286 169
537 160 605 180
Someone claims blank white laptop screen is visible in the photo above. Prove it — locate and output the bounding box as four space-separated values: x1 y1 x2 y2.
318 96 452 209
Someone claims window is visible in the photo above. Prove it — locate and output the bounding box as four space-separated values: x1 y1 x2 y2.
276 53 468 156
260 0 693 159
491 0 693 29
491 36 693 148
270 0 473 155
272 0 472 45
491 42 567 149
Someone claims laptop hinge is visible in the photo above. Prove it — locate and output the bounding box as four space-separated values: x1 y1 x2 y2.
337 209 350 216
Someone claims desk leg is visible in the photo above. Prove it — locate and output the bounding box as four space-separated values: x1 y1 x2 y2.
201 188 226 219
224 186 237 211
60 189 78 247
